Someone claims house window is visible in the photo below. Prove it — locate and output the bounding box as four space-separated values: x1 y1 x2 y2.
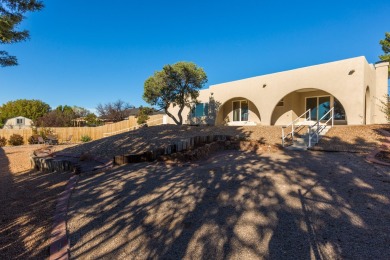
232 100 249 121
334 98 346 120
277 98 284 106
192 103 209 117
16 118 24 124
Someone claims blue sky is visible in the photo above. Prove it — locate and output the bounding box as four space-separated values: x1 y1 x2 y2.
0 0 389 112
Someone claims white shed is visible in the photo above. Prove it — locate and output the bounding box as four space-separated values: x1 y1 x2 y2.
3 116 33 129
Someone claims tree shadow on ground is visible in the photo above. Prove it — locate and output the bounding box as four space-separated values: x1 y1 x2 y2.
57 124 280 159
0 147 71 259
67 127 390 259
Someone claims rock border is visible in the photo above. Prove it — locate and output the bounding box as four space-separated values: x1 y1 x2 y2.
49 174 78 260
113 135 276 166
366 129 390 166
41 153 113 260
31 147 113 174
48 158 113 260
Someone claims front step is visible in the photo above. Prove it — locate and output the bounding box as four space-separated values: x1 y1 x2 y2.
287 125 331 150
286 137 307 150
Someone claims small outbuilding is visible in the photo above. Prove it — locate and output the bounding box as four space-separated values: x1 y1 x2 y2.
3 116 33 129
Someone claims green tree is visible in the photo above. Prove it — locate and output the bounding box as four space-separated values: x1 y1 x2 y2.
0 99 50 127
143 61 207 125
72 106 90 118
85 112 101 126
136 106 154 125
379 32 390 78
36 105 77 127
0 0 44 67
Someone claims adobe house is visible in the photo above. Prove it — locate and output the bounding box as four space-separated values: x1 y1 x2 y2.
168 56 389 126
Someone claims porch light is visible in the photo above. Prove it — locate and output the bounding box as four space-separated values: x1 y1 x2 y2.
348 69 355 75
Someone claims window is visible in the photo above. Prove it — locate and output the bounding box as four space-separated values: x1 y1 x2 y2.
334 98 346 120
306 96 330 121
305 96 345 121
232 100 249 121
192 103 209 117
277 98 284 107
16 118 24 124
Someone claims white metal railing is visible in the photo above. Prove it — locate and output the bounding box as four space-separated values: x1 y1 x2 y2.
308 108 334 148
282 109 311 147
103 117 164 137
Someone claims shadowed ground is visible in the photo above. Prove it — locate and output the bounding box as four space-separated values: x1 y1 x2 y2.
68 149 390 259
0 145 73 259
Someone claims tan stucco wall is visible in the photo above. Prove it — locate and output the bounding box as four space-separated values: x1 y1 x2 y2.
215 98 261 125
372 62 389 124
167 57 389 125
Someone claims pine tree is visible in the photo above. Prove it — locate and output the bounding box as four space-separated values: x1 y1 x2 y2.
379 32 390 78
0 0 44 67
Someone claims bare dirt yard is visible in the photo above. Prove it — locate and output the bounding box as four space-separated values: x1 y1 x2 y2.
68 149 389 259
66 125 390 260
0 144 75 259
1 124 389 259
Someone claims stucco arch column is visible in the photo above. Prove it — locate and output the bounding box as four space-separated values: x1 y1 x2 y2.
262 87 364 125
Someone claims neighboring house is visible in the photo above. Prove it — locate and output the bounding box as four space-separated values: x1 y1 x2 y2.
3 116 33 129
168 56 389 126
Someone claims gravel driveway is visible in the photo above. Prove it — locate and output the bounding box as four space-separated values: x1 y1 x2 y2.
68 149 390 259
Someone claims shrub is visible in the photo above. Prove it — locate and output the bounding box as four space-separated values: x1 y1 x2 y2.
0 137 7 147
80 135 92 142
39 127 53 140
28 135 38 144
136 106 154 125
8 134 24 146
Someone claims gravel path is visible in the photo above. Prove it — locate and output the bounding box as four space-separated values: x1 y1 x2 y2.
68 149 390 259
0 144 75 259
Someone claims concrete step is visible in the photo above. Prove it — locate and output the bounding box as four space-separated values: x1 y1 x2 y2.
283 121 332 150
227 121 257 126
286 138 308 150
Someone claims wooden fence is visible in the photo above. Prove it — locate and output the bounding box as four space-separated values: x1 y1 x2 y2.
0 114 165 145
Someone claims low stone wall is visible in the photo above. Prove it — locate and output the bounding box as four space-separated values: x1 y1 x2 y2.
31 156 76 173
114 135 276 165
31 147 113 174
30 147 80 173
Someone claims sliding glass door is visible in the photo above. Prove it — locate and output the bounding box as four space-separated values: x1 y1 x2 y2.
306 96 330 121
232 100 249 121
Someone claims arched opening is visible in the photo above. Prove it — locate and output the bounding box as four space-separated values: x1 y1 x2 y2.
365 86 371 124
270 88 347 125
215 97 261 125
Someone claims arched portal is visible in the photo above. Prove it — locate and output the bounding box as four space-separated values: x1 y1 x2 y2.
270 88 347 125
215 97 261 125
365 86 371 124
